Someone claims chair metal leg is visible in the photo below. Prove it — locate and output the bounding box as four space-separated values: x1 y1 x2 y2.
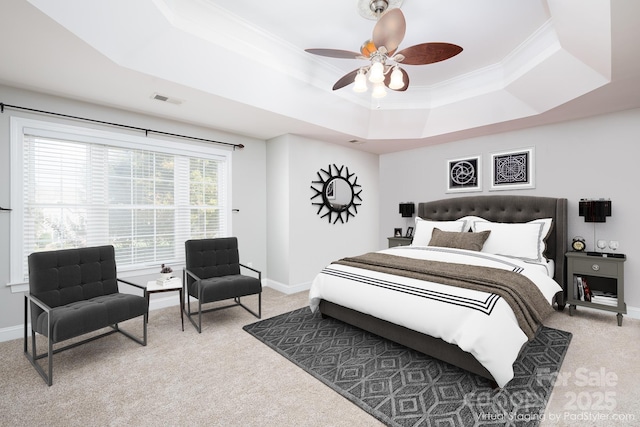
183 272 203 333
236 292 262 319
184 289 261 332
115 315 147 346
23 295 54 386
23 296 28 355
47 328 53 386
184 293 204 333
198 298 202 333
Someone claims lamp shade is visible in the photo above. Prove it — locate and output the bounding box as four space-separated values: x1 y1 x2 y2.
353 69 367 92
399 202 415 217
368 61 385 83
579 199 611 222
371 82 387 98
389 66 404 90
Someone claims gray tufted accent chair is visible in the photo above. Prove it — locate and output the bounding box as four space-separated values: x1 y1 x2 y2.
184 237 262 333
24 245 148 385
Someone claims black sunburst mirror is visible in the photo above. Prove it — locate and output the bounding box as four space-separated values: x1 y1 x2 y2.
310 164 363 224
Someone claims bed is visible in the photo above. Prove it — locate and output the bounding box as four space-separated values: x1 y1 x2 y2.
309 195 567 387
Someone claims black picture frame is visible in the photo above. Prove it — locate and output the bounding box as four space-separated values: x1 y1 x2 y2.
394 228 402 237
446 155 482 193
405 226 414 238
490 147 535 190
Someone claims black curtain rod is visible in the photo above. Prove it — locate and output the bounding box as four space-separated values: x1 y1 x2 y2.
0 102 244 150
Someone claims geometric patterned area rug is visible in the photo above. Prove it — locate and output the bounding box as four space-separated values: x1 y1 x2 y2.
243 307 572 427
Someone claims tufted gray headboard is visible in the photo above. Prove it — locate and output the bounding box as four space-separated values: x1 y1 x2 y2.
418 195 567 305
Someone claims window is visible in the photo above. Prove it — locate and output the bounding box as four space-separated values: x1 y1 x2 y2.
10 117 231 284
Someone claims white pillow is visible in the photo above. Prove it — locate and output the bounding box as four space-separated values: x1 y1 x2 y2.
458 215 488 232
472 218 553 262
412 217 466 246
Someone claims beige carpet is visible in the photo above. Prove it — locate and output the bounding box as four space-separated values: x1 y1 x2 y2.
1 288 638 427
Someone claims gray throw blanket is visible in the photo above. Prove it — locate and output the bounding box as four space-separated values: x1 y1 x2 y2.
334 252 554 340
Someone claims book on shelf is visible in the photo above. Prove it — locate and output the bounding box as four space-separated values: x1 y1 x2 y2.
574 276 592 301
575 276 584 300
590 290 618 306
582 277 592 302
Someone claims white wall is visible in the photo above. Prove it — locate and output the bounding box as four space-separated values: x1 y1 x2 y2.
266 134 380 293
0 84 267 338
266 136 291 284
380 108 640 317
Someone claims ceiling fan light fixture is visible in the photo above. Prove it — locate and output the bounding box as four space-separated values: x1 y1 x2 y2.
360 39 377 57
353 69 368 92
368 61 385 83
358 0 403 20
371 82 387 98
307 4 461 95
370 0 389 14
389 66 404 90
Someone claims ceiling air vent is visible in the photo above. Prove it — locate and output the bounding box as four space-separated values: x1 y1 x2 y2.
151 93 183 105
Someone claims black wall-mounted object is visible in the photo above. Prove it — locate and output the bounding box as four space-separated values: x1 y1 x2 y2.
579 199 611 222
0 206 12 212
310 164 363 224
399 202 415 217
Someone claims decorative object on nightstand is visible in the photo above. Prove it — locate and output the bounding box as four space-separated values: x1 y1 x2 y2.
571 236 586 252
405 226 414 238
566 251 626 326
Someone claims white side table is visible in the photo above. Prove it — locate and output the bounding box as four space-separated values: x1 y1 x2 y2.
120 274 184 331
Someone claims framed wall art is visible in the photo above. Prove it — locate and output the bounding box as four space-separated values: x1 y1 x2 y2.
446 155 482 193
490 147 535 191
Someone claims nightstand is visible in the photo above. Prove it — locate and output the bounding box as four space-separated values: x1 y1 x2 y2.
565 251 626 326
387 237 412 248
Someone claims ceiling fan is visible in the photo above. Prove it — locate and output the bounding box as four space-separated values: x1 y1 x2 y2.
305 0 462 98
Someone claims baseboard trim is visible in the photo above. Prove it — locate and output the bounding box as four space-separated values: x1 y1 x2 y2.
624 305 640 320
0 324 23 342
264 279 311 295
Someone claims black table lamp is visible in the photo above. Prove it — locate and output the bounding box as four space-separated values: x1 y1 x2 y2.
579 199 611 222
399 202 415 218
579 198 612 253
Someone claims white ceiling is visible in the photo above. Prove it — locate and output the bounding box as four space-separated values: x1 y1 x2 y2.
0 0 639 154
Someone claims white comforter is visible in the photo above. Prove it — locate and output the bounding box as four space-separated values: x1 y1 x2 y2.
308 246 562 387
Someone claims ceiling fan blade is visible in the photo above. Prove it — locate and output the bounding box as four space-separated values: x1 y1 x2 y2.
384 67 410 91
395 43 463 65
332 69 360 90
305 48 362 59
372 9 406 54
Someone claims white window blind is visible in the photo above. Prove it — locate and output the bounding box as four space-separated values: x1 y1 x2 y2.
12 118 230 282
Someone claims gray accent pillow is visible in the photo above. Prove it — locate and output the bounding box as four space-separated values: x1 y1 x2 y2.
428 228 491 252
